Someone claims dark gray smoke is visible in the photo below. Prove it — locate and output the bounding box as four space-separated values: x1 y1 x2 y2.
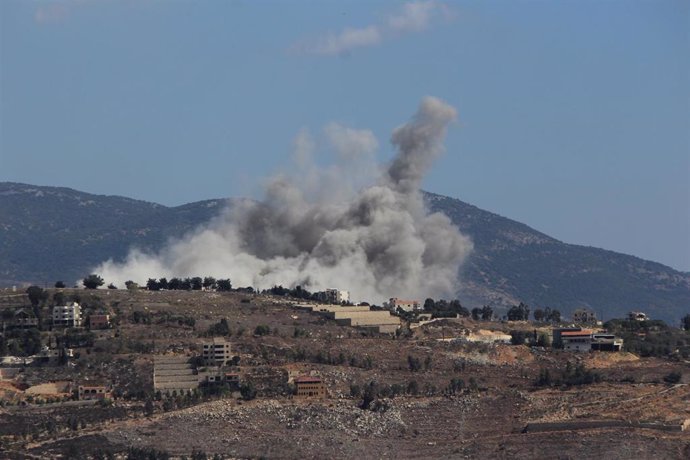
96 97 472 303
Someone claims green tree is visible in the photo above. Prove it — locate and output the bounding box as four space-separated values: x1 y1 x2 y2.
107 283 117 289
423 298 435 311
190 277 203 290
146 278 161 291
83 274 104 289
471 308 481 321
125 280 138 290
407 355 421 372
360 381 378 410
54 281 66 288
144 399 154 416
240 382 256 400
533 308 545 322
202 277 217 290
481 305 493 321
548 309 561 323
216 279 232 291
26 286 48 307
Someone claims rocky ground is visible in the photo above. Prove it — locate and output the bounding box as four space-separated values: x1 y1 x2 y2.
1 289 689 458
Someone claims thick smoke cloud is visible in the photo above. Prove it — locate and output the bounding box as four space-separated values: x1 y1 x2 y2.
95 97 472 303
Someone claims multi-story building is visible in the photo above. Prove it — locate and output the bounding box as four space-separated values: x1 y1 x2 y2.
389 298 421 312
572 308 597 324
295 375 326 398
10 309 39 329
52 302 82 327
325 289 350 305
561 329 593 352
202 338 232 366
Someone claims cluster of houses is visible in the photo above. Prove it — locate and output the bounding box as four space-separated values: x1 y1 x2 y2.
5 302 110 331
153 338 326 399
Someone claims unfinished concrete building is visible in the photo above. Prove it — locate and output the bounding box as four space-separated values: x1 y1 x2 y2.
202 338 232 366
295 376 326 398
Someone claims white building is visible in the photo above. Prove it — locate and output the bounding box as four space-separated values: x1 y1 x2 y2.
202 338 232 366
561 329 593 352
52 302 82 327
389 298 421 312
325 289 350 305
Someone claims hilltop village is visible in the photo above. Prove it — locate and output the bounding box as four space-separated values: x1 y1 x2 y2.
0 279 689 459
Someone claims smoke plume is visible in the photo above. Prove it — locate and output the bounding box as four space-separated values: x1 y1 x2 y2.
95 97 472 303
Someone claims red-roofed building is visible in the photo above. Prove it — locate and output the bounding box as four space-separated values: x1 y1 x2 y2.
295 375 326 398
561 329 593 352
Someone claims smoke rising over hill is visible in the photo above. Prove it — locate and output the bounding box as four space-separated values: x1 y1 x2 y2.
95 97 472 302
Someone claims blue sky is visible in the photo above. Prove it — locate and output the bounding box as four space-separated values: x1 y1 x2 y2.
1 0 688 271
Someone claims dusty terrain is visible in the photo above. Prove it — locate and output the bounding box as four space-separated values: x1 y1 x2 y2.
1 288 688 459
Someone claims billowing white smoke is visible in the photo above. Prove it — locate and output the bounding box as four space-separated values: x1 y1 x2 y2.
95 97 473 303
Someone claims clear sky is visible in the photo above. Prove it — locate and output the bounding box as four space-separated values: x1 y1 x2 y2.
1 0 688 271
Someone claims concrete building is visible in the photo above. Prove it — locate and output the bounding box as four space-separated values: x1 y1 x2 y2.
389 298 421 312
591 333 623 351
628 311 649 321
325 289 350 304
78 385 110 400
202 338 232 366
88 314 110 330
9 309 38 329
572 308 597 324
561 329 593 352
52 302 82 327
295 375 326 398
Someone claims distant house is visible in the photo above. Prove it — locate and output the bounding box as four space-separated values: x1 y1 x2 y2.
561 329 593 352
628 311 648 322
78 384 110 400
389 298 421 312
294 375 326 398
11 309 38 329
325 289 350 304
591 333 623 352
572 308 597 324
202 338 232 366
53 302 82 328
88 314 110 330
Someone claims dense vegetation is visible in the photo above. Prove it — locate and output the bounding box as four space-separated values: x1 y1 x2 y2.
603 318 690 359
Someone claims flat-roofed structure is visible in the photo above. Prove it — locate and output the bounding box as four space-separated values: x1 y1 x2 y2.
591 333 623 351
561 329 593 352
389 298 421 312
53 302 82 327
325 289 350 304
78 384 110 400
295 375 326 398
88 314 110 329
202 338 232 366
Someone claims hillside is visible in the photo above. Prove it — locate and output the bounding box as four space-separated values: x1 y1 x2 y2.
1 182 688 322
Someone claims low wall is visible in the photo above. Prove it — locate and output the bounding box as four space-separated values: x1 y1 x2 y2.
523 419 689 433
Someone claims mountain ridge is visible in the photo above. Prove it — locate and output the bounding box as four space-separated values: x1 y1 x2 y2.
1 182 688 323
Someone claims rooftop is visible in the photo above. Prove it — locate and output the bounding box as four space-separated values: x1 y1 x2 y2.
294 376 322 384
